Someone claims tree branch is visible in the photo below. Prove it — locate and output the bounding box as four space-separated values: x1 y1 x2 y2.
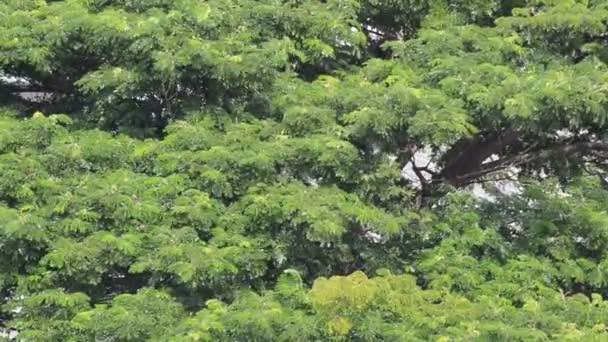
438 127 521 185
436 134 608 187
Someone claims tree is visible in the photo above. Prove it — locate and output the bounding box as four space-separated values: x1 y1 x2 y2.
3 0 608 340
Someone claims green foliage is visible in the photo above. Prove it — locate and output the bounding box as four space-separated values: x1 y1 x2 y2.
4 0 608 340
153 270 608 341
0 0 364 133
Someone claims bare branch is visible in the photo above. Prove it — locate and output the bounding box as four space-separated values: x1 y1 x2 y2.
410 158 429 187
437 136 608 187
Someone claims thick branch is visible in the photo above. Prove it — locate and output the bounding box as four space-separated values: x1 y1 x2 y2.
438 128 521 185
437 133 608 186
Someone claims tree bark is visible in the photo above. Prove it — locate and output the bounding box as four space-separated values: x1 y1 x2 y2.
437 128 521 185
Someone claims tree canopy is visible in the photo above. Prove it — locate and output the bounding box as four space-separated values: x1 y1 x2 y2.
3 0 608 340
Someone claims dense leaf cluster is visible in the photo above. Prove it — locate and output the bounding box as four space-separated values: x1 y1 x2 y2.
4 0 608 341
